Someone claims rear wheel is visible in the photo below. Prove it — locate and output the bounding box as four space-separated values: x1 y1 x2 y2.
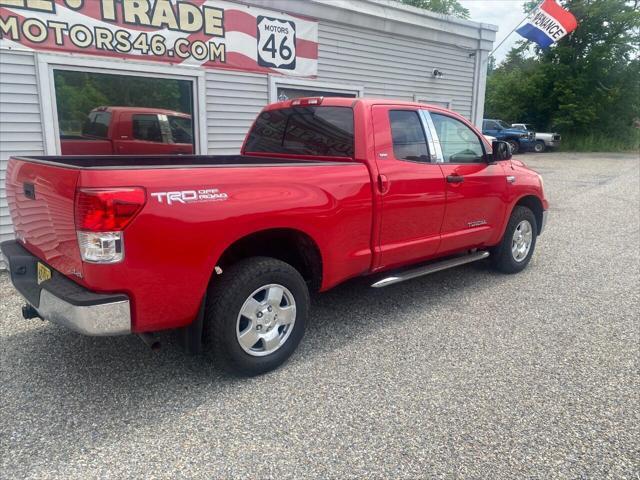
534 140 546 153
203 257 309 376
506 139 520 154
490 206 537 273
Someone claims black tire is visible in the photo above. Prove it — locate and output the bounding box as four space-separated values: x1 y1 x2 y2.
506 139 519 154
534 140 546 153
203 257 309 376
490 206 538 274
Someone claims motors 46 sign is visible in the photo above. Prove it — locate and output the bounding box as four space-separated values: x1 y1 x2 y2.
257 16 296 70
0 0 318 77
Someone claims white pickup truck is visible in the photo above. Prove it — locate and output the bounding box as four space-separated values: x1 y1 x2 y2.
512 124 561 153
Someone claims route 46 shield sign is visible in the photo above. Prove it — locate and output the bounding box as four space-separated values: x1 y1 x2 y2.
257 16 296 70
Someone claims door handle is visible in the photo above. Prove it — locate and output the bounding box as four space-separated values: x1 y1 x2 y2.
377 174 390 194
446 175 464 184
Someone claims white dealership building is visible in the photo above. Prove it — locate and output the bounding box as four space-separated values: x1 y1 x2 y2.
0 0 496 246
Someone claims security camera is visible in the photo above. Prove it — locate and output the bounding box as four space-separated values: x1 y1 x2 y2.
432 69 443 78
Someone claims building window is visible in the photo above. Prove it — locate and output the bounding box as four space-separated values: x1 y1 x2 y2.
269 76 363 103
277 87 357 101
414 95 452 110
52 69 195 154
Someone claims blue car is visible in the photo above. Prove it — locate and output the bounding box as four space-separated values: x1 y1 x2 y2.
482 119 535 154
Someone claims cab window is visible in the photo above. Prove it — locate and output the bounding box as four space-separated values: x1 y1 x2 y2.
431 113 484 163
389 110 429 162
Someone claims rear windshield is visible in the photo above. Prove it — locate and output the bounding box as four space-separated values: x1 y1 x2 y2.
244 106 354 157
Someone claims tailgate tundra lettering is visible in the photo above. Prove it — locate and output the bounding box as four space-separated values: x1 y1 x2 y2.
151 188 228 205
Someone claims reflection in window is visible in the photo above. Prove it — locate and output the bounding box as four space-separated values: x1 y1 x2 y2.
169 116 193 144
133 114 163 143
81 111 111 138
53 69 195 151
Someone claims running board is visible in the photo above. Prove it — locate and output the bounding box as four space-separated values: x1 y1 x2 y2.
371 251 490 288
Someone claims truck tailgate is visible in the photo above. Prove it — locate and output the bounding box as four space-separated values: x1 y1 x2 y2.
5 158 83 278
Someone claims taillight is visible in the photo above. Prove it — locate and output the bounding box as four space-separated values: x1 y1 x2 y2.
76 188 146 231
75 188 146 263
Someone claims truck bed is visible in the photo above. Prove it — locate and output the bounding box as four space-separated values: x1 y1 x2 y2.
6 153 373 332
14 154 354 169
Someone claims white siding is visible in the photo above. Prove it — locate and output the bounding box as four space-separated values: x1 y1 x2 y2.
0 50 44 246
205 70 268 154
318 22 477 119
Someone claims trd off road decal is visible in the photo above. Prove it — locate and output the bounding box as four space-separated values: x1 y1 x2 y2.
151 188 228 205
0 0 318 77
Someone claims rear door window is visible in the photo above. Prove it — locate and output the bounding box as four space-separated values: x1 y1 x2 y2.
389 110 429 162
245 106 354 157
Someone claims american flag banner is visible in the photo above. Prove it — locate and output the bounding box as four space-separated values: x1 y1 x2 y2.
516 0 578 48
0 0 319 77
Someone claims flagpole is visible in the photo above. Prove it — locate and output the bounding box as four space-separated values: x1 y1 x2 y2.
488 1 543 58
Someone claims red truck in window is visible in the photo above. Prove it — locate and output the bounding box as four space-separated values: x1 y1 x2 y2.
2 98 548 376
60 106 194 155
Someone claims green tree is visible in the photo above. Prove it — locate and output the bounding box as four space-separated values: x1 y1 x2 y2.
399 0 470 19
485 0 640 151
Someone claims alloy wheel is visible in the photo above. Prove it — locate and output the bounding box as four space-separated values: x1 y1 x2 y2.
236 284 297 357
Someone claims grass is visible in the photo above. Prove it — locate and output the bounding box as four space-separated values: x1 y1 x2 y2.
559 129 640 152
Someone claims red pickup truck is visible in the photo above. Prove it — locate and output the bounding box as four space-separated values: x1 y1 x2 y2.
2 98 548 376
60 106 193 156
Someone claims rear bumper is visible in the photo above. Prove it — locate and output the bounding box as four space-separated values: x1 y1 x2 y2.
545 140 560 148
1 241 131 336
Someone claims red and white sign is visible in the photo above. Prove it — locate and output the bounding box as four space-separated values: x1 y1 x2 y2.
0 0 318 77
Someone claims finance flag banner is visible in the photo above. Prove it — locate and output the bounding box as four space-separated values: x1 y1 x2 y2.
0 0 318 77
516 0 578 48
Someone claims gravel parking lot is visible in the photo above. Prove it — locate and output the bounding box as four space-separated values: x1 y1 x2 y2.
1 152 638 479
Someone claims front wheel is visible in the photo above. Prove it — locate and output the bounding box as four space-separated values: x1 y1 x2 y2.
490 206 537 274
533 140 546 153
203 257 309 376
506 139 520 154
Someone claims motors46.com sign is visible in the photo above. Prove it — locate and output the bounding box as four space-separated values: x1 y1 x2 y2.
257 16 296 70
0 0 318 77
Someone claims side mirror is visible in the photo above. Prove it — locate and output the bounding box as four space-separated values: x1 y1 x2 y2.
492 140 512 161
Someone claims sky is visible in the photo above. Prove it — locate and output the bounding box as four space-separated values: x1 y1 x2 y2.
459 0 529 63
